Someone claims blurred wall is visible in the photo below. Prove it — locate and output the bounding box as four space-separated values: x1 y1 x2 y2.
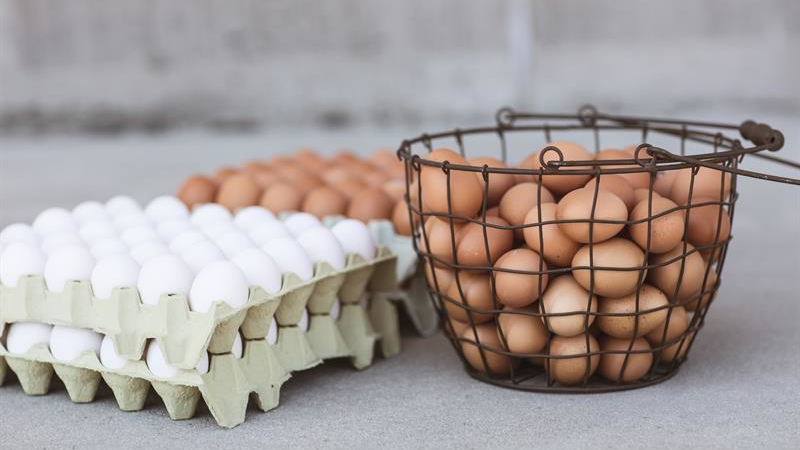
1 0 798 134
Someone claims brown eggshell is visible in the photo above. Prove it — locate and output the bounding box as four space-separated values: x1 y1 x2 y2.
523 203 581 267
644 305 691 362
571 238 647 298
301 186 349 219
213 167 238 186
444 271 498 324
468 156 517 206
391 200 414 236
685 197 731 250
497 307 548 355
595 149 651 189
322 166 352 186
216 173 262 212
540 275 597 337
598 336 653 383
633 188 660 204
241 160 268 175
421 216 462 266
498 182 555 239
518 141 594 195
547 334 600 385
653 171 678 198
331 179 367 199
250 169 282 190
585 175 636 211
456 216 514 267
363 171 390 188
259 182 305 213
177 175 217 208
420 148 484 218
493 248 549 308
425 264 455 293
460 324 518 375
597 284 669 338
382 179 406 202
686 270 718 312
670 167 731 204
557 188 627 244
332 149 359 164
285 170 323 195
629 196 686 254
369 149 398 167
444 317 470 338
648 243 706 301
347 188 394 222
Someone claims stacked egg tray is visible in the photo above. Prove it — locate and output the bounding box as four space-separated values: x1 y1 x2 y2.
0 247 397 428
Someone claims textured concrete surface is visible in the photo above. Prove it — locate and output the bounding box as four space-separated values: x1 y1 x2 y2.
0 110 798 449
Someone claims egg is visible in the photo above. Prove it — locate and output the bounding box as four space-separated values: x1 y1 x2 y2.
443 271 496 324
0 243 46 287
72 201 111 224
425 264 455 293
420 148 483 218
250 169 282 190
144 196 190 223
201 221 238 240
391 200 413 236
5 322 53 355
598 336 653 383
283 212 323 237
322 166 352 186
519 141 594 194
594 149 651 189
493 248 549 308
33 207 78 235
346 188 394 223
585 175 636 211
156 219 194 240
259 183 305 213
78 220 118 245
43 245 96 292
633 188 658 204
648 243 706 301
189 261 250 312
653 171 678 198
99 334 129 369
644 306 690 362
190 203 233 227
233 206 276 231
49 326 103 362
420 216 461 266
168 231 208 253
40 232 84 255
177 175 218 207
231 248 282 294
105 196 142 217
455 216 513 267
248 220 292 246
215 231 255 258
670 167 731 204
216 173 262 212
331 179 368 199
498 182 555 239
263 237 315 281
467 156 517 206
90 254 140 299
460 324 518 375
302 186 349 219
296 227 347 270
0 223 39 247
686 270 718 312
557 188 627 244
629 196 685 253
540 275 597 337
136 254 194 305
685 197 731 250
597 284 669 338
546 334 600 385
444 316 470 338
523 203 581 267
120 226 161 246
382 179 406 202
331 219 377 261
571 238 647 297
90 238 129 259
180 241 225 274
497 307 548 355
145 340 179 378
113 213 151 231
130 241 169 264
362 171 390 188
212 167 238 186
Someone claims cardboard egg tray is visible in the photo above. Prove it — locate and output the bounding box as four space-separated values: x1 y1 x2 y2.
0 247 397 428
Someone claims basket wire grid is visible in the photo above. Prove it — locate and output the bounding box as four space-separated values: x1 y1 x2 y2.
397 105 800 392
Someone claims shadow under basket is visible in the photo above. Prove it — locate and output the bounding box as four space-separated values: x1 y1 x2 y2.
397 105 800 393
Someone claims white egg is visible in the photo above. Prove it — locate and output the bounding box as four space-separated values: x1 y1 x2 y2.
296 227 346 270
298 309 309 332
168 231 208 253
156 219 193 240
0 223 40 247
180 241 225 274
49 326 103 362
0 243 46 287
129 241 169 265
249 220 292 246
231 332 244 359
331 219 376 261
105 195 142 217
263 237 314 281
91 254 140 299
90 238 129 259
188 261 249 312
145 340 179 379
330 297 342 320
120 226 161 246
201 221 238 240
99 335 129 369
78 220 118 245
137 254 194 305
41 232 84 255
196 351 210 375
113 213 151 231
266 317 278 345
6 322 53 354
44 245 96 292
230 249 282 294
190 204 232 227
144 196 190 223
233 206 275 231
72 201 110 224
215 231 254 258
283 212 322 237
32 207 77 236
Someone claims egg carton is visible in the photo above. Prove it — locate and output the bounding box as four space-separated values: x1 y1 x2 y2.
0 247 397 427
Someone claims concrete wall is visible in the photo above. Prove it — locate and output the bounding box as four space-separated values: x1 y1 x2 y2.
1 0 798 133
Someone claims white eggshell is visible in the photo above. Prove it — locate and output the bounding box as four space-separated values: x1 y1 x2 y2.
188 261 249 312
180 241 225 274
168 231 208 253
331 219 376 261
266 318 278 345
72 201 110 224
144 196 190 223
231 332 243 359
91 254 140 299
298 309 309 332
330 297 341 320
234 206 276 231
6 322 53 355
113 213 151 230
157 219 193 240
263 237 314 281
33 207 77 235
190 204 232 227
49 326 103 362
0 243 46 287
41 232 84 255
216 231 255 258
99 334 129 369
120 226 161 246
145 340 179 379
137 254 194 305
44 245 96 292
296 227 346 270
129 241 169 265
90 238 129 259
202 221 238 240
0 223 40 247
249 220 292 246
105 196 142 217
196 352 210 375
283 212 322 237
230 249 282 294
79 220 118 245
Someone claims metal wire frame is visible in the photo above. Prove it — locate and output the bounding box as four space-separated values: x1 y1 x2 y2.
396 105 799 393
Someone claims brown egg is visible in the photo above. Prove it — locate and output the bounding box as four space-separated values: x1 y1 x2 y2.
347 188 394 222
213 167 238 185
321 166 352 186
421 216 462 266
598 336 653 383
540 275 597 337
652 171 677 198
460 324 518 375
648 243 706 301
382 179 406 202
685 197 731 250
331 179 367 199
177 175 217 207
633 188 660 204
332 149 359 164
369 149 398 167
597 284 669 338
286 171 323 195
216 173 262 212
686 270 718 312
391 200 413 236
629 196 686 254
250 169 282 190
497 307 548 355
493 248 549 308
259 182 305 213
518 141 594 195
468 156 517 206
301 186 348 219
444 271 498 324
241 160 268 175
381 161 406 179
585 175 636 211
557 188 627 244
547 334 600 385
571 238 647 297
425 264 455 293
444 317 470 338
363 171 390 188
456 216 514 267
670 167 731 204
486 206 500 216
420 148 484 218
595 149 651 189
523 203 581 267
644 305 690 362
498 182 555 239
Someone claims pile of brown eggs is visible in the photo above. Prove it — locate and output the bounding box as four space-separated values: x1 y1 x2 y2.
175 149 413 235
414 143 731 385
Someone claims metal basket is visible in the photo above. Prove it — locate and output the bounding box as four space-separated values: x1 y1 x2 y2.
397 105 799 392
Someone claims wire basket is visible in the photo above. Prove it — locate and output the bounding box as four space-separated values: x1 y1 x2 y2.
397 105 799 392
